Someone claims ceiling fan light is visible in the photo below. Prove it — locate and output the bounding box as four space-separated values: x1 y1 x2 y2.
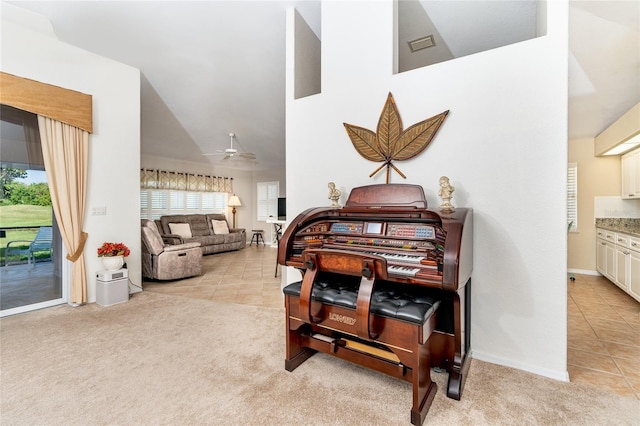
202 131 257 165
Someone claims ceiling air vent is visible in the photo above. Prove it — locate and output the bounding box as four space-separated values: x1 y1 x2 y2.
408 35 435 52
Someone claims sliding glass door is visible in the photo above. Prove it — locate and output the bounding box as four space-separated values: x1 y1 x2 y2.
0 105 67 316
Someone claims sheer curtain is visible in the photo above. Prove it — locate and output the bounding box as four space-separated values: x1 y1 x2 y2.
22 112 44 169
37 116 89 304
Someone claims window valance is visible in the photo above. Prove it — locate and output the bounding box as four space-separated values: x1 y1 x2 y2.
140 169 233 193
0 72 93 133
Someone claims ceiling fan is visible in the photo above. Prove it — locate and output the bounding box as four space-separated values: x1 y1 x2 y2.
202 132 257 161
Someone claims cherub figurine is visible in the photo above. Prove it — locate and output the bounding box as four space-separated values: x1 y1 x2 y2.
328 182 341 207
438 176 455 210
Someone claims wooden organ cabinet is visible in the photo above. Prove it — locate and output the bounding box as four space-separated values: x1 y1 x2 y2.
277 184 473 424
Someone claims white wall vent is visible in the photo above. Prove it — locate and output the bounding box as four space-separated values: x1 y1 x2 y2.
408 35 435 52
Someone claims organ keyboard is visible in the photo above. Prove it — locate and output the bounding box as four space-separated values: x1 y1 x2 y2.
277 184 473 424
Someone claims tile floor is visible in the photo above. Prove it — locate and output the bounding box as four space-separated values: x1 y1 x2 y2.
568 273 639 399
144 248 640 400
143 244 284 309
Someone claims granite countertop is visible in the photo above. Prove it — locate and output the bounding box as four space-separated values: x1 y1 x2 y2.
595 218 640 237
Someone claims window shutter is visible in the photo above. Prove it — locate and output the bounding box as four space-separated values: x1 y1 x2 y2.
202 193 215 210
140 189 226 219
140 190 148 217
567 163 578 232
170 191 184 210
257 181 279 221
152 191 167 210
186 192 199 210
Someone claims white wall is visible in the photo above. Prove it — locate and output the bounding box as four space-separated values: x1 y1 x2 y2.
286 1 569 380
2 6 141 302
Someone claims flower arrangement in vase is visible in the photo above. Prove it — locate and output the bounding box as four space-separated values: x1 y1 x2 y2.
97 242 130 271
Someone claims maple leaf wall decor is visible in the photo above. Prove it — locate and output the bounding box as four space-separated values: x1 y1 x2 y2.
344 93 449 183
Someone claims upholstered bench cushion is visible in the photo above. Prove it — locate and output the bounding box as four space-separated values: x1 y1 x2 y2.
283 272 440 324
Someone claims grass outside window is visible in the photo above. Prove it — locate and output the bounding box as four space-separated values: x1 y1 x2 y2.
0 205 52 265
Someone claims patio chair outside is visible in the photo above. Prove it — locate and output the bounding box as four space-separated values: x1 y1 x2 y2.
5 226 53 267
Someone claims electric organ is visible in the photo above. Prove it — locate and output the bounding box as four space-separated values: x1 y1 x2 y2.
277 184 473 424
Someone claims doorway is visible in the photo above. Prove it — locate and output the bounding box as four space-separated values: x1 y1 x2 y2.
0 105 67 316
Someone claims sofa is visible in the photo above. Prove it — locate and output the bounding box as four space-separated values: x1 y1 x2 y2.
156 214 246 255
141 219 202 280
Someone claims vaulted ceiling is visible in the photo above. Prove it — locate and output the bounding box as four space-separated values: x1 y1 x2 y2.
2 1 639 171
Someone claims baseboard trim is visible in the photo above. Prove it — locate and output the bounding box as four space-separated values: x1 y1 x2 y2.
568 268 600 276
471 350 570 382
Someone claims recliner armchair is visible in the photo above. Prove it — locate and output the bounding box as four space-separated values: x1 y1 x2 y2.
141 219 202 281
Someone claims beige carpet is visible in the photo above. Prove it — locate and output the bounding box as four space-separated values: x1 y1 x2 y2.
1 292 638 425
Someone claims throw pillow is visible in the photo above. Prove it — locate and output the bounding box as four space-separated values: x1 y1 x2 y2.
168 222 192 238
211 219 230 235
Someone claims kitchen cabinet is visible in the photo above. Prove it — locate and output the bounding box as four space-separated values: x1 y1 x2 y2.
614 242 629 290
596 227 640 302
629 246 640 301
606 240 616 281
596 229 615 281
596 238 607 273
621 148 640 199
596 228 607 275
